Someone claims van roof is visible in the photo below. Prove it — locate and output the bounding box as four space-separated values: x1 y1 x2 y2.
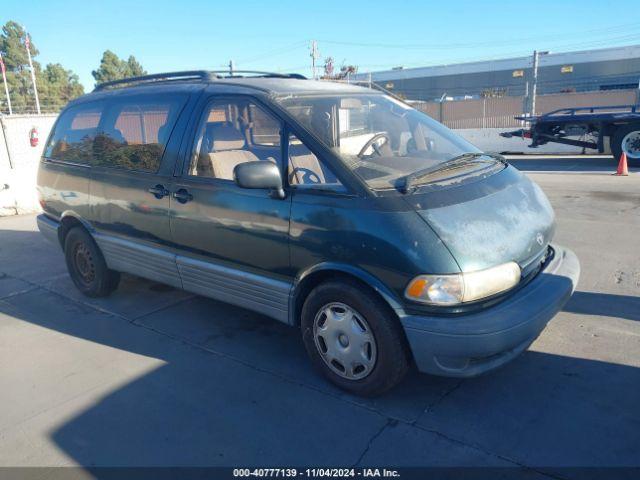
214 77 372 94
89 70 373 96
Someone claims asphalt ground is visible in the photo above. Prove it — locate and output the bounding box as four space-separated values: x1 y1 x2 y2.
0 156 638 477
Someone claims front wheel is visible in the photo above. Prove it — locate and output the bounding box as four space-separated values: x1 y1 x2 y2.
301 280 410 396
611 123 640 162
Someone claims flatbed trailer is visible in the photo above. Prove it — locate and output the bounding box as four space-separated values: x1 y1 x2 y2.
501 104 640 161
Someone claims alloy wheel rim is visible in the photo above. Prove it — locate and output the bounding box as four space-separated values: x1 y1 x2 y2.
621 130 640 158
313 302 377 380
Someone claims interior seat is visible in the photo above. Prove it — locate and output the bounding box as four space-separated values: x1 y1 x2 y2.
205 124 259 179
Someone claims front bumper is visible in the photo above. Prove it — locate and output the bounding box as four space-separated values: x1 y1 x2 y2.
399 244 580 377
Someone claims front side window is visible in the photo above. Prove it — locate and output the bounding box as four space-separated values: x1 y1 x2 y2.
92 96 184 172
288 133 344 192
45 103 103 164
189 99 282 180
277 93 501 191
248 103 281 146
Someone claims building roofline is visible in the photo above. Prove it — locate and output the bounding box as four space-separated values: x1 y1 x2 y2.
355 44 640 82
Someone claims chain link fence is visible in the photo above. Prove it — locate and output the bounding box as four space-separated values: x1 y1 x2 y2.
3 84 639 130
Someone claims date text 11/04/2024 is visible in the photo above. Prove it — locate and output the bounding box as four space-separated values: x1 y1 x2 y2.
233 468 400 477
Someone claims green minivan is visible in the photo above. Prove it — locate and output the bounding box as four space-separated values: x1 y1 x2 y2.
37 71 579 396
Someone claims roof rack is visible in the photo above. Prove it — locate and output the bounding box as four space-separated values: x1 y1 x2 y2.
93 71 214 91
209 70 307 80
93 70 306 91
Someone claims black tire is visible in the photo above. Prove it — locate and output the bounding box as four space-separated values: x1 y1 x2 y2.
611 123 640 162
301 280 410 397
64 227 120 297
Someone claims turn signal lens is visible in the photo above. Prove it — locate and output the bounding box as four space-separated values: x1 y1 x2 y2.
405 262 521 306
404 275 464 305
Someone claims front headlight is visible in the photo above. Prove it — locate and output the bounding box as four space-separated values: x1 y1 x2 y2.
405 262 521 306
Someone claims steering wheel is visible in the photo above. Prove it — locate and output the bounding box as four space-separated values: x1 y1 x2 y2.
357 133 391 158
289 167 321 184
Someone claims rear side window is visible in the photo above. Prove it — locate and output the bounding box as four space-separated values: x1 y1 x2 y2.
93 95 185 172
45 103 103 164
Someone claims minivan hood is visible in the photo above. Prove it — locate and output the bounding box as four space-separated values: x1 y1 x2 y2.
408 167 555 272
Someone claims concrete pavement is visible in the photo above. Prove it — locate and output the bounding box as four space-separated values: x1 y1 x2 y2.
0 156 638 475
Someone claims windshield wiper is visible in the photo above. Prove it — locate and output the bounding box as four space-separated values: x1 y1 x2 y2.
400 152 507 193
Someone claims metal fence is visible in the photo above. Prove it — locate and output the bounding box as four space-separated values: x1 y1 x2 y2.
4 85 638 130
413 89 639 129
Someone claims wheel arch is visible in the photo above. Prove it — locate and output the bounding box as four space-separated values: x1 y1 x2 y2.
57 212 93 248
289 262 404 327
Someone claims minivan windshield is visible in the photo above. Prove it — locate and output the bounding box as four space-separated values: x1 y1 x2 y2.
277 93 498 190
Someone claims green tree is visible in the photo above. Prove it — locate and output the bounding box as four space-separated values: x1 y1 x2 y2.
125 55 145 77
0 21 38 70
92 50 147 85
0 21 37 112
0 20 84 113
39 63 84 110
91 50 123 84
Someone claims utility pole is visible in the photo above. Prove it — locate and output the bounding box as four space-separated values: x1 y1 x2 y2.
309 40 319 80
530 50 539 117
229 60 235 76
24 30 40 115
522 81 529 125
0 53 11 115
438 92 447 123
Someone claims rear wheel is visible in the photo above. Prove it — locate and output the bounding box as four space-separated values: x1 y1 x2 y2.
301 280 410 396
611 124 640 162
64 227 120 297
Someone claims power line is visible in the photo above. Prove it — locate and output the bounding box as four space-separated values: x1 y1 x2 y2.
318 23 640 51
234 41 308 66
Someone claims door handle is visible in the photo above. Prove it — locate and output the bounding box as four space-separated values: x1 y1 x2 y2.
148 184 170 199
173 188 193 204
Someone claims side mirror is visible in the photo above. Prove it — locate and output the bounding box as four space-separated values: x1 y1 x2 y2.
233 161 285 199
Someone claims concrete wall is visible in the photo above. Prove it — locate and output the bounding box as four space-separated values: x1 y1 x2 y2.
456 127 586 154
0 114 57 216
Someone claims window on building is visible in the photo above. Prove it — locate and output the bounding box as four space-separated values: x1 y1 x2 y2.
512 70 524 78
561 65 574 74
600 83 637 91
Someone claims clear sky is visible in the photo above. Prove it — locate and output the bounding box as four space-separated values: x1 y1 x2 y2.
3 0 640 90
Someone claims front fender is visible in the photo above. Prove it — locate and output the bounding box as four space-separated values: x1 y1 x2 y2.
289 261 404 325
